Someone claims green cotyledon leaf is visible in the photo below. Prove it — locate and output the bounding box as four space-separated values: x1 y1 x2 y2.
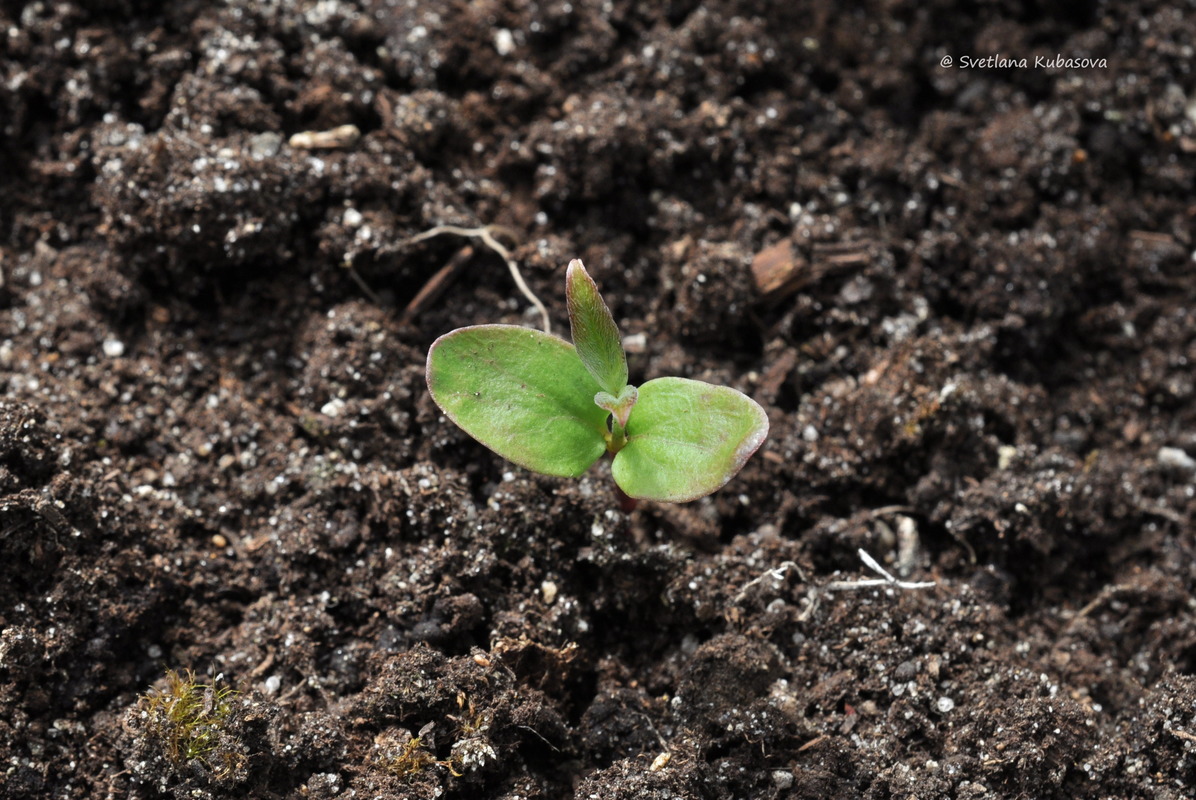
426 325 610 477
565 259 628 396
612 377 769 502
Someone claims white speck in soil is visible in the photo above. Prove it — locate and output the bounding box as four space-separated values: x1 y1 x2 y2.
1158 446 1196 473
494 28 515 56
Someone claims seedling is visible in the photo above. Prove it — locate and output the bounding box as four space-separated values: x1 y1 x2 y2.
426 260 768 502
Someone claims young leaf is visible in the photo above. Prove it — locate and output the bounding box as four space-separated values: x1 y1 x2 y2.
611 377 769 502
426 325 610 477
565 259 628 395
594 385 638 430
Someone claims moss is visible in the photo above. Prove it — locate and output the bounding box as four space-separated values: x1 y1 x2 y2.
377 732 439 777
373 696 493 782
136 669 243 777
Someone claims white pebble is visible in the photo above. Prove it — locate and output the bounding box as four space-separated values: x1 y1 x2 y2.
997 444 1018 470
622 333 647 354
494 28 515 56
936 696 955 713
102 339 125 358
1159 446 1196 473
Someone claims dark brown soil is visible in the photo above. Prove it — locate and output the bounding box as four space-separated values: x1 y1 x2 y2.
2 1 1196 798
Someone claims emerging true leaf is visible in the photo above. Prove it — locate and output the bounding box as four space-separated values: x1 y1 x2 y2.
612 377 769 502
594 384 638 430
426 325 610 477
565 259 628 396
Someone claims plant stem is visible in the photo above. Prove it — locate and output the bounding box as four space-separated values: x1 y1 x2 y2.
607 416 627 454
614 482 638 513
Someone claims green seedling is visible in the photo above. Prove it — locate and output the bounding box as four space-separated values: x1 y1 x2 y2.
426 259 768 502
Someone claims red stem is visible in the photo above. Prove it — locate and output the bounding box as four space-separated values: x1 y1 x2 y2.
614 482 638 513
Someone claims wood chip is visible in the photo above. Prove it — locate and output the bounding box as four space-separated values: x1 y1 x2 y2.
288 124 362 150
1128 230 1175 245
756 348 797 403
751 238 875 303
812 240 872 268
750 238 806 299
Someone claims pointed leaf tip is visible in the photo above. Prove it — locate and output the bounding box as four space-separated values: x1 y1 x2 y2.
566 259 628 396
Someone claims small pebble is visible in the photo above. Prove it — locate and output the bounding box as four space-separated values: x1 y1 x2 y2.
541 580 558 605
997 444 1018 470
1158 446 1196 474
102 339 125 358
936 696 955 713
211 534 228 549
248 131 282 160
494 28 515 56
622 333 647 353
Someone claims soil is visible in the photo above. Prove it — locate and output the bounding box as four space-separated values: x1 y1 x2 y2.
2 1 1195 798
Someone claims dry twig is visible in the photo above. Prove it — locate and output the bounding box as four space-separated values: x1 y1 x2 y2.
401 245 474 325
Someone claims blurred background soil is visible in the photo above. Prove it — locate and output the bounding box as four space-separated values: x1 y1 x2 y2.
1 1 1195 798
